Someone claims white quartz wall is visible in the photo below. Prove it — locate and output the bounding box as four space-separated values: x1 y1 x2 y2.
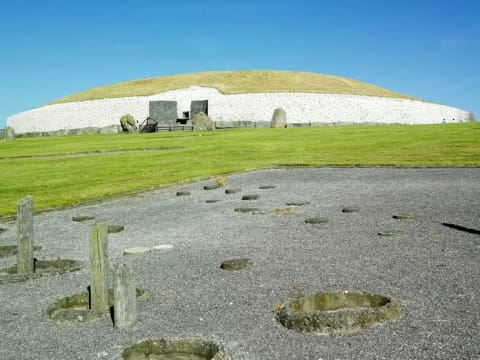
7 86 469 134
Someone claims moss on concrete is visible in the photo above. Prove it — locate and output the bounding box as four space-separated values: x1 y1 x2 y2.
47 288 148 323
0 259 82 284
121 338 230 360
276 291 400 335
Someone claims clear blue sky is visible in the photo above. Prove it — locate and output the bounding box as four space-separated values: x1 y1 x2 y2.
1 0 479 128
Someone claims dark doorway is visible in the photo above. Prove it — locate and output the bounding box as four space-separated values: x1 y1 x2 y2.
190 100 208 118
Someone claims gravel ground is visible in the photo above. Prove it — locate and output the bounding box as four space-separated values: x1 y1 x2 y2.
0 168 479 360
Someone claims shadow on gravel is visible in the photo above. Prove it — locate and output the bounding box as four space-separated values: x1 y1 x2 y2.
441 222 480 236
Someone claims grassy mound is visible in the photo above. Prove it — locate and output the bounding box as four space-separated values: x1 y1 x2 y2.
49 70 418 105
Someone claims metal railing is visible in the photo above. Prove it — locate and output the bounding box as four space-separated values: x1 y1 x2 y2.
156 124 194 132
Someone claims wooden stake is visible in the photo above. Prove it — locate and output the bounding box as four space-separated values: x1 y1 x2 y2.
17 196 34 274
113 257 136 329
89 220 109 315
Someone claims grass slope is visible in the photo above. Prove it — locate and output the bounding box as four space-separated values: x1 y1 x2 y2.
49 70 418 104
0 123 479 218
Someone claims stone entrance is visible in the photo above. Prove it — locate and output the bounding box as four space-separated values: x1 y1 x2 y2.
149 101 177 124
191 100 208 118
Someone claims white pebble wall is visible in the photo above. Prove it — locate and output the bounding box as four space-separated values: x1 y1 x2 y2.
7 86 469 134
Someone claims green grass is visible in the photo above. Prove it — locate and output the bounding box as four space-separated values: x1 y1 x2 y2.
49 70 418 105
0 123 479 218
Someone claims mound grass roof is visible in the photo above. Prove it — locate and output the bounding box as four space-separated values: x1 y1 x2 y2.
49 70 418 104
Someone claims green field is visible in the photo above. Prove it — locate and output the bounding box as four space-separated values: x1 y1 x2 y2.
1 123 479 218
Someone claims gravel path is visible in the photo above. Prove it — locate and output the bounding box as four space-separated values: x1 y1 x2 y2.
0 168 479 359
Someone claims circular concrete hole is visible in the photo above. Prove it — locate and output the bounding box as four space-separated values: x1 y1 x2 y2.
72 215 95 222
0 245 42 258
234 207 260 213
176 191 191 197
276 291 400 335
0 227 8 234
108 225 124 233
152 244 174 252
242 194 260 200
259 185 276 189
47 288 148 323
378 231 407 237
392 214 419 220
342 207 361 213
220 258 253 271
121 338 230 360
263 208 297 216
204 184 220 191
305 217 329 224
286 202 310 207
0 259 82 283
225 188 241 194
124 247 151 256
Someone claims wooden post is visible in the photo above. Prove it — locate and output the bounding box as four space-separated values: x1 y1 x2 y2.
89 220 109 315
113 257 136 329
17 195 34 274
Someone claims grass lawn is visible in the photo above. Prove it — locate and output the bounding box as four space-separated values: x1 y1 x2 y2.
0 123 479 218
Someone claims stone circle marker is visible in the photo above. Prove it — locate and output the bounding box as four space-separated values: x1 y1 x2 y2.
270 107 287 128
3 126 16 140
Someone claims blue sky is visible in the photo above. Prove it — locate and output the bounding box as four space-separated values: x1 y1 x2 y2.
1 0 479 128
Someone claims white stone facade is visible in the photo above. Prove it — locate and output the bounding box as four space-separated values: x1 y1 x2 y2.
7 86 469 134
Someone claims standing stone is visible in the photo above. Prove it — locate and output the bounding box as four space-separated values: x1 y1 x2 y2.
89 221 109 315
114 257 137 329
120 114 137 134
192 112 213 130
3 126 16 140
16 196 34 274
271 108 287 128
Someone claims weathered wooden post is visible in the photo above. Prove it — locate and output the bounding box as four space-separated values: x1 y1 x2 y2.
17 195 34 274
89 220 109 315
113 257 137 329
